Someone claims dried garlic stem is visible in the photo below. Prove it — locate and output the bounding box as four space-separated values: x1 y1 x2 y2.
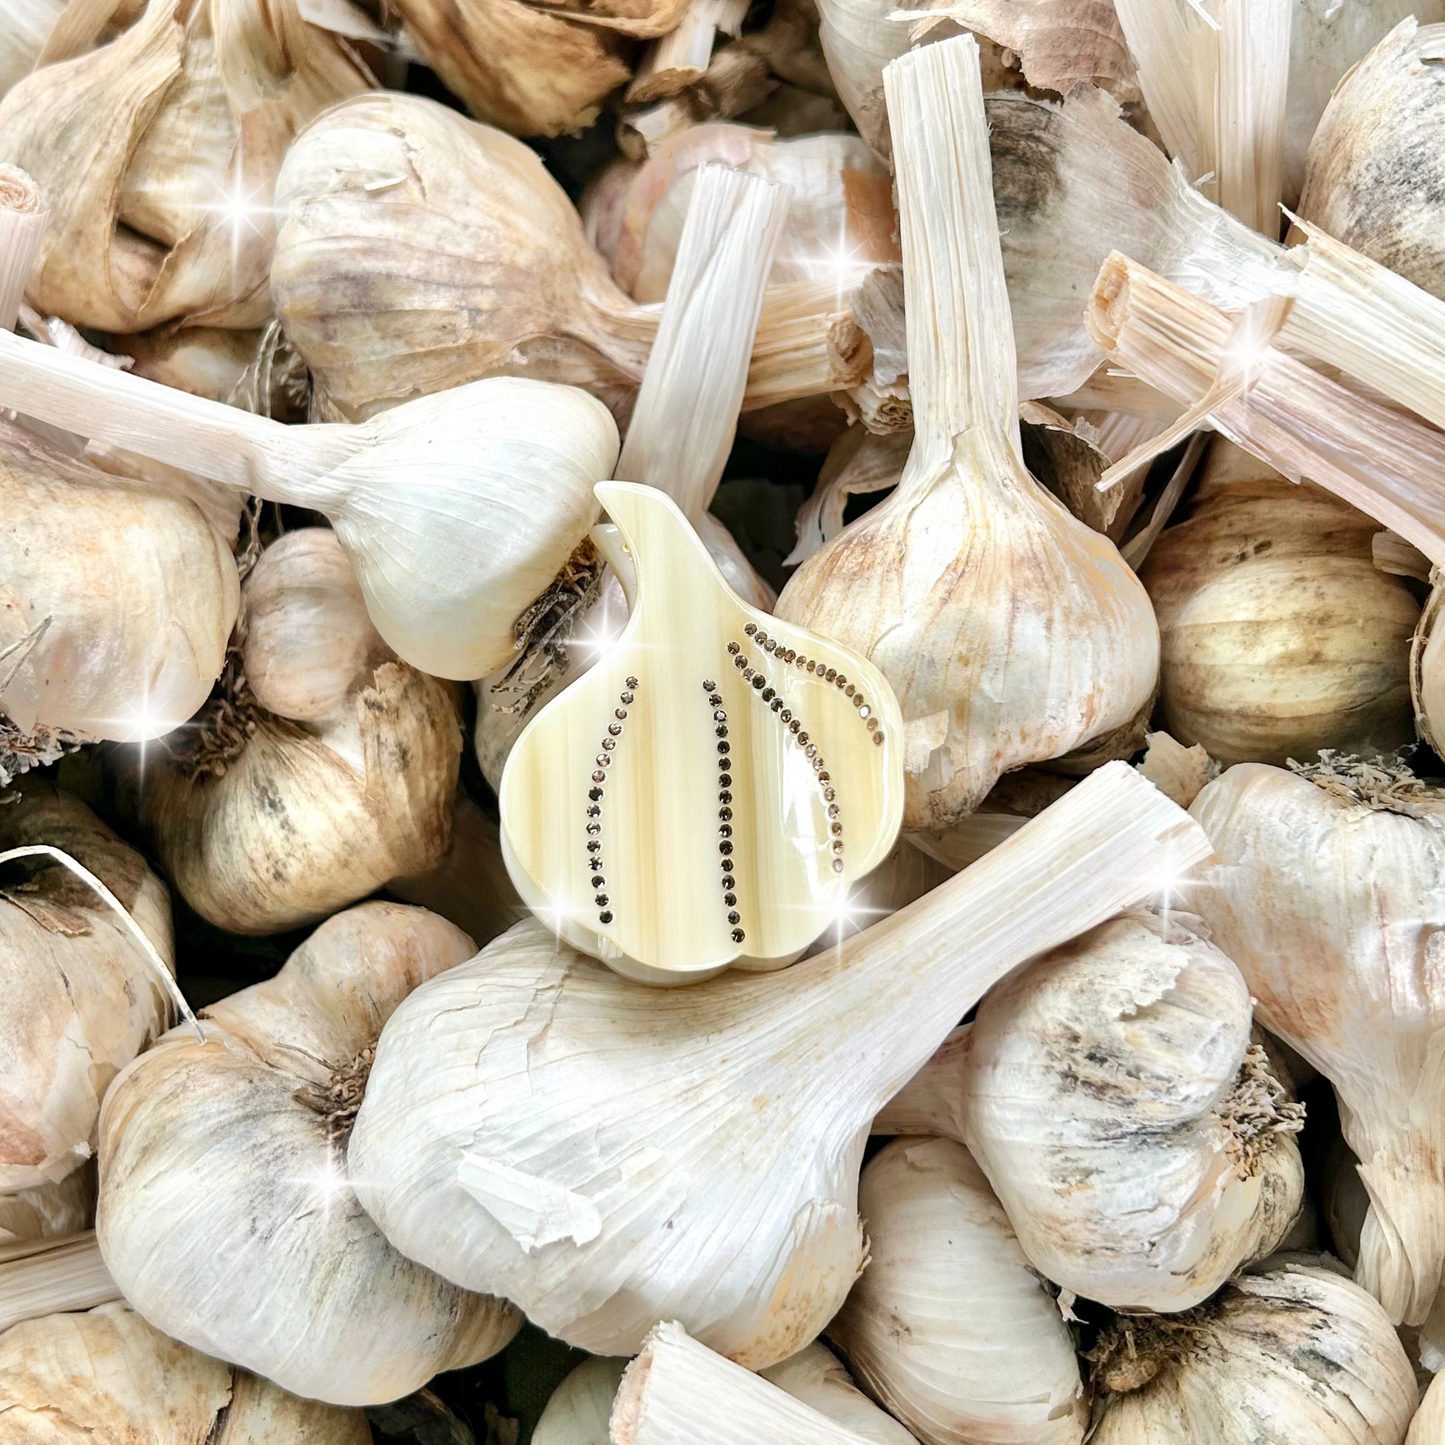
1087 255 1445 565
0 1233 120 1334
0 164 46 333
871 1024 970 1138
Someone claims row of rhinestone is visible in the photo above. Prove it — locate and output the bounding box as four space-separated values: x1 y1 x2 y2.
701 680 746 944
585 676 639 929
741 622 884 745
727 641 846 876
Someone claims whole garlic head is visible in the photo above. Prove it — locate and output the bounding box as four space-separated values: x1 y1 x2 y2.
827 1136 1086 1445
1089 1261 1417 1444
958 909 1304 1312
1190 759 1445 1325
96 902 520 1405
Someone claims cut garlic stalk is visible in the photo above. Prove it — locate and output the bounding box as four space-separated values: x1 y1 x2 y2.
1089 1261 1417 1444
271 93 869 425
0 165 45 333
1191 759 1445 1325
350 761 1209 1363
0 1233 120 1335
97 902 521 1406
776 36 1159 831
0 1300 371 1444
828 1137 1085 1445
500 483 904 981
0 328 619 680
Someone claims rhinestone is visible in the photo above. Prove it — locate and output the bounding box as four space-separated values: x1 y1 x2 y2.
761 687 774 702
765 639 777 653
608 723 622 738
588 787 603 801
595 893 609 906
596 754 609 767
719 841 734 856
719 775 732 790
727 911 741 925
867 717 879 731
837 675 848 687
722 859 734 873
832 858 844 873
719 790 733 804
731 928 746 943
813 758 824 772
602 737 616 751
845 685 856 699
833 839 845 854
789 720 801 734
587 840 601 853
592 858 605 872
784 650 796 663
719 824 733 838
825 667 837 681
831 821 844 836
722 874 735 889
587 805 601 818
728 642 741 655
709 693 723 707
592 770 606 782
744 622 757 635
724 892 737 906
614 709 627 722
798 730 809 745
770 698 783 712
755 630 767 645
874 732 885 745
621 691 635 705
797 655 808 668
718 740 731 754
742 668 755 682
751 676 764 691
719 806 733 820
626 676 639 688
587 822 601 836
819 771 831 782
859 706 871 719
828 803 840 817
807 661 817 673
781 709 793 723
702 680 716 692
591 874 604 888
716 725 729 739
600 910 614 924
805 744 816 758
735 656 747 670
714 709 728 723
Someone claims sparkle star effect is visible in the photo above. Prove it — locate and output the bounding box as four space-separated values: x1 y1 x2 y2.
192 170 279 288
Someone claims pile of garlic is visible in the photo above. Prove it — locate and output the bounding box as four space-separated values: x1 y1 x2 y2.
4 0 1445 1440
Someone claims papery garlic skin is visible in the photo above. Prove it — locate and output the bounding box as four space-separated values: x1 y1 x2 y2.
1411 582 1445 753
535 1356 628 1445
829 1137 1085 1445
958 909 1303 1311
0 0 65 100
1408 1368 1445 1443
97 902 520 1406
0 1169 94 1246
0 785 173 1195
1141 441 1418 766
814 0 911 157
1190 762 1445 1325
1090 1262 1417 1445
0 417 238 744
0 1301 371 1444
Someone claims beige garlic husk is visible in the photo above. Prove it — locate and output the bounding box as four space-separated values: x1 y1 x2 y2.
1088 1261 1417 1444
776 36 1158 831
0 0 372 333
114 323 310 420
123 528 460 936
97 901 521 1405
1190 759 1445 1326
945 908 1304 1312
1142 440 1419 766
0 784 174 1197
828 1136 1085 1445
0 416 237 752
602 125 896 303
272 92 865 425
0 1301 371 1443
0 1168 94 1247
1409 1369 1445 1443
536 1344 918 1445
1410 579 1445 752
1299 19 1445 302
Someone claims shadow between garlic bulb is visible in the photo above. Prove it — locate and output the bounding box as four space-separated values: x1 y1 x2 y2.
96 902 520 1406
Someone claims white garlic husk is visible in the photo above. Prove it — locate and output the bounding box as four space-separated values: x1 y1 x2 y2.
124 528 461 935
828 1136 1085 1445
1408 1369 1445 1443
0 1168 94 1247
0 1301 371 1443
0 0 66 101
956 908 1305 1312
96 901 521 1405
1089 1260 1417 1444
1190 759 1445 1325
0 783 173 1195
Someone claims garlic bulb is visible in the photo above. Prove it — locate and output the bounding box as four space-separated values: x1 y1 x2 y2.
350 760 1208 1363
123 528 461 935
1299 19 1445 301
0 415 236 748
1089 1261 1417 1444
0 0 371 333
1190 759 1445 1325
0 1301 371 1443
0 328 620 681
958 908 1305 1312
0 784 173 1195
814 0 908 158
271 92 865 425
605 125 896 303
1408 1370 1445 1443
1141 440 1419 765
0 1169 93 1246
828 1136 1085 1445
537 1344 917 1445
97 901 521 1406
610 1322 909 1445
776 36 1158 831
0 0 65 100
500 483 905 981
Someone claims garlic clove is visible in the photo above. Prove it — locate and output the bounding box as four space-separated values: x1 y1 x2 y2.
829 1136 1085 1445
96 902 521 1406
1190 759 1445 1326
1088 1261 1417 1444
536 1356 629 1445
0 784 173 1196
500 481 905 981
0 1300 371 1444
350 760 1210 1364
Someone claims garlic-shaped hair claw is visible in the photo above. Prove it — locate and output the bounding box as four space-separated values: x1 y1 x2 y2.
775 37 1158 831
0 784 173 1196
500 481 905 982
1088 1261 1417 1445
0 416 237 749
96 902 521 1406
0 329 620 681
351 761 1210 1364
958 909 1305 1312
1190 760 1445 1326
0 1301 371 1445
828 1137 1086 1445
122 529 461 936
611 1322 909 1445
